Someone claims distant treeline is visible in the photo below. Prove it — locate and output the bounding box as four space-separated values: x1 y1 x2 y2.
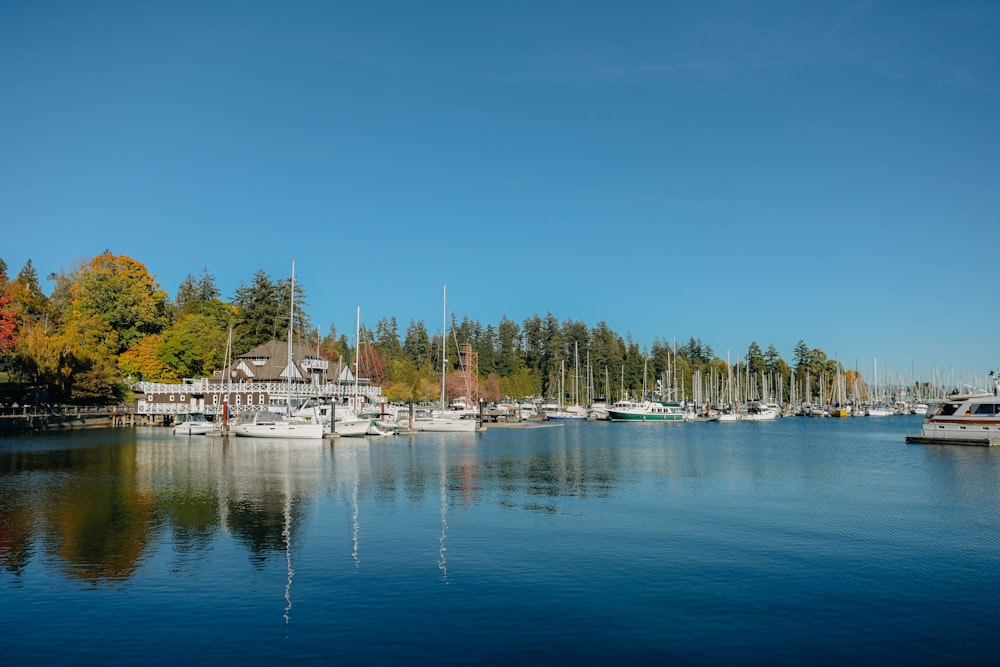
1 252 873 405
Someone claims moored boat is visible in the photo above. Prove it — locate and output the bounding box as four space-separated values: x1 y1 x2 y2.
407 409 478 432
545 404 588 421
907 376 1000 446
741 401 780 421
233 410 325 439
173 412 214 435
587 397 610 421
608 399 685 422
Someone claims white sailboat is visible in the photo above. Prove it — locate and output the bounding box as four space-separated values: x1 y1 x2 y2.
718 353 739 422
235 261 324 439
867 358 893 416
410 285 477 433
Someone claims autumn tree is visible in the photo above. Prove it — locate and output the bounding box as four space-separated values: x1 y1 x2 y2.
0 270 15 356
67 252 170 356
7 260 52 326
118 334 171 382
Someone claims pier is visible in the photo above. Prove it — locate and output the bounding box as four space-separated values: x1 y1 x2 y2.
0 404 158 434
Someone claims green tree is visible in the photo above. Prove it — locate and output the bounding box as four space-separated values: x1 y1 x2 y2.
402 319 431 366
622 337 646 398
231 270 284 351
746 342 766 378
373 317 402 365
522 315 544 374
157 312 229 379
496 316 522 377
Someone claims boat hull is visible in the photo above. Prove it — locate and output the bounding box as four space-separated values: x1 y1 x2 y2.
409 418 477 432
174 424 214 435
330 418 373 437
233 416 325 439
607 399 685 422
608 412 684 422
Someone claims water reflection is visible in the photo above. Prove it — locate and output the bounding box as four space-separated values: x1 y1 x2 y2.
5 419 1000 664
1 427 622 586
4 419 997 591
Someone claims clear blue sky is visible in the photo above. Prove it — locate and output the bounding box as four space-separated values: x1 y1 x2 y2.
2 1 997 385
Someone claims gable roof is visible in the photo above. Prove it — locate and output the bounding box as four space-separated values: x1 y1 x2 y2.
233 341 327 383
228 340 364 385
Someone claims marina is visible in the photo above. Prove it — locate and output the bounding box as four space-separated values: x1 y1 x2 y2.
3 416 1000 665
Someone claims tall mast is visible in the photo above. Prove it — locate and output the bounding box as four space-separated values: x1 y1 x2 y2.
355 306 361 411
288 260 295 415
441 284 447 411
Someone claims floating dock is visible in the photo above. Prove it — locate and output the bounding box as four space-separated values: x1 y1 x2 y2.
906 434 997 446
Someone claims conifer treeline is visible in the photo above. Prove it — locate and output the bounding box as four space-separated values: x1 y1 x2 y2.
0 252 845 405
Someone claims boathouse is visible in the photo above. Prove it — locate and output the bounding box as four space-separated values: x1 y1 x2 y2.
133 340 383 416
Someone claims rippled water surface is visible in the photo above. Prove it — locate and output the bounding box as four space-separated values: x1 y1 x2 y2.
2 417 1000 665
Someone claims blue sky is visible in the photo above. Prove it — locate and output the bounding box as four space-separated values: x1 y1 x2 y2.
2 1 997 384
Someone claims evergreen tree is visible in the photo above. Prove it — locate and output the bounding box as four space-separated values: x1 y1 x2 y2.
374 316 402 364
496 316 521 377
522 315 544 374
231 270 284 351
403 319 431 366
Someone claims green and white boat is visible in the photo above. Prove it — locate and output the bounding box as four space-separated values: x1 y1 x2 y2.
607 399 685 422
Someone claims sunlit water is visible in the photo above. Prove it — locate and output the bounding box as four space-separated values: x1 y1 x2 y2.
2 417 999 665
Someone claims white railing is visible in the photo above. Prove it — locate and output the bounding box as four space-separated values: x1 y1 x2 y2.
132 380 384 415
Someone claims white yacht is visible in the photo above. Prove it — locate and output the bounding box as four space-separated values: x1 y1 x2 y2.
741 401 780 421
294 399 371 437
406 408 478 432
907 376 1000 445
173 412 214 435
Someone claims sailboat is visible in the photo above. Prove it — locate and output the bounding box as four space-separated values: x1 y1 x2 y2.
867 358 893 416
234 261 325 439
409 285 477 433
293 307 379 436
717 352 739 422
545 352 588 421
828 363 851 418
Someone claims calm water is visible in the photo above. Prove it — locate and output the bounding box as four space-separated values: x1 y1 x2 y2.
2 417 999 665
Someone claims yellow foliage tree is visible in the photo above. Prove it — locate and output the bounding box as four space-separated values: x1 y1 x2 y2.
119 334 174 382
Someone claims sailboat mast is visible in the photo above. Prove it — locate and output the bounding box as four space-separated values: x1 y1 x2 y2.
441 284 447 411
355 306 361 412
288 260 295 416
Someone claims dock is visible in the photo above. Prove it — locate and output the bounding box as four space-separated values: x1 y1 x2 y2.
905 434 997 446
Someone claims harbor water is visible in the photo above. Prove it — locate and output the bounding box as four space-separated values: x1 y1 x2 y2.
2 417 999 665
